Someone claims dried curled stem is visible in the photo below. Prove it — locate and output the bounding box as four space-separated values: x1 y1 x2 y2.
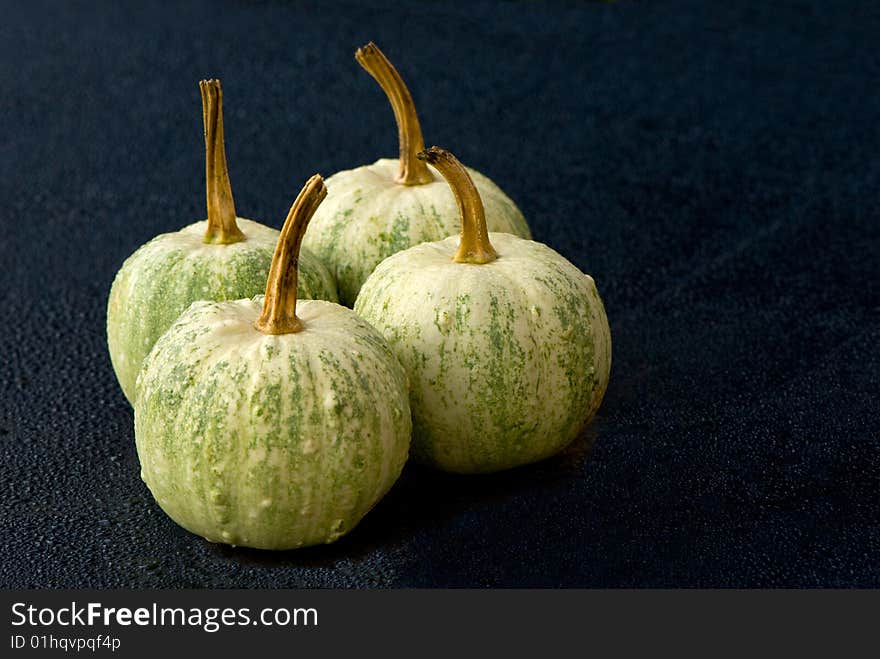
418 147 498 265
200 79 244 244
255 175 327 335
356 42 433 186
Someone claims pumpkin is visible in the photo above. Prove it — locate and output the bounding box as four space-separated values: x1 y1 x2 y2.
302 42 532 306
354 147 611 474
107 80 336 404
135 175 411 549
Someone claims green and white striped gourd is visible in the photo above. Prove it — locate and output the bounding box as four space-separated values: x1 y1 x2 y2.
303 43 531 306
135 175 411 550
355 147 611 474
107 80 337 404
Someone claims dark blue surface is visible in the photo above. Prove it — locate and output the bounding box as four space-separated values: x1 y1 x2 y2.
2 1 878 587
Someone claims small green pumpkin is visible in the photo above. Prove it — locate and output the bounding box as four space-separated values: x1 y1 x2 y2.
135 175 411 549
303 42 532 306
107 80 337 404
355 147 611 474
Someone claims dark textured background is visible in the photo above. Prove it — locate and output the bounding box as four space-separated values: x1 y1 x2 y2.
2 0 878 588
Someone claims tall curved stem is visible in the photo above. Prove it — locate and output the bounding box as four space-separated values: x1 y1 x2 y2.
200 79 244 244
356 43 433 186
255 175 327 334
418 147 498 265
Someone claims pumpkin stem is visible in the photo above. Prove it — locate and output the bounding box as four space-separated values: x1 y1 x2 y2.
200 79 245 245
356 42 433 186
418 147 498 264
255 175 327 335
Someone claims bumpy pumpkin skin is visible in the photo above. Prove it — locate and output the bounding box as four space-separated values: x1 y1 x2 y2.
303 158 532 306
135 297 411 550
107 219 338 404
355 232 611 474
